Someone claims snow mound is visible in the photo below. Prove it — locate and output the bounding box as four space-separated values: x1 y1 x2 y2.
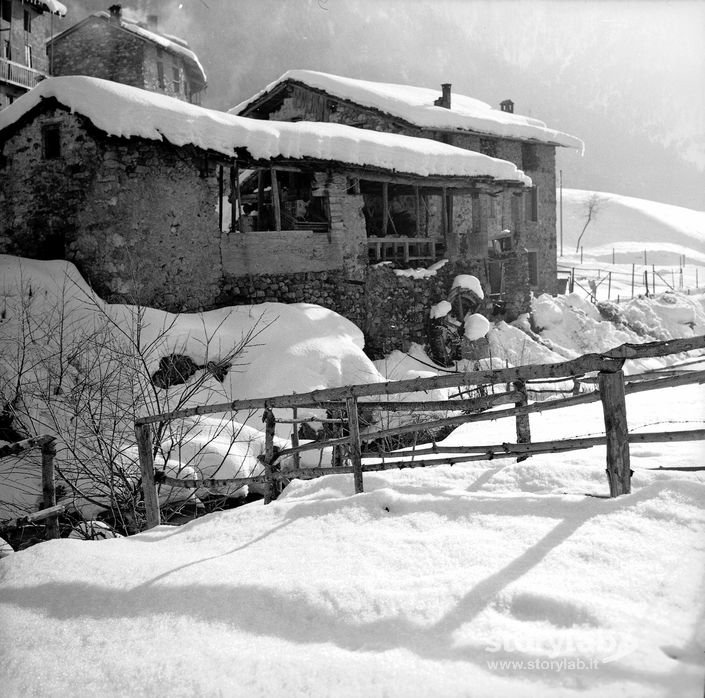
464 313 490 341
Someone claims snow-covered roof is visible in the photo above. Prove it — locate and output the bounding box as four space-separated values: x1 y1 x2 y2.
47 11 206 92
0 77 531 185
232 70 583 151
26 0 67 16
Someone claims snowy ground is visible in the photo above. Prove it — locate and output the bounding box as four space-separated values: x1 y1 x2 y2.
1 190 705 696
1 381 704 698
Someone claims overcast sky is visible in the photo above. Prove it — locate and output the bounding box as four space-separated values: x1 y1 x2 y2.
65 0 705 209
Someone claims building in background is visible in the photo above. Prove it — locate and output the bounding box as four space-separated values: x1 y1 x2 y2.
46 4 206 104
0 0 66 109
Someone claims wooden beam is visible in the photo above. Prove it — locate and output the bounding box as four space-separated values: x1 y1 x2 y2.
0 504 67 532
136 355 622 425
346 396 364 493
270 167 281 232
382 181 389 236
218 165 224 232
280 429 705 480
599 369 631 496
513 380 531 462
41 438 59 539
0 434 55 459
262 408 277 503
135 424 160 529
256 169 265 228
135 337 705 427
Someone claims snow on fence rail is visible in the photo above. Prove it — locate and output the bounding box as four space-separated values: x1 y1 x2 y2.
0 435 61 538
135 335 705 529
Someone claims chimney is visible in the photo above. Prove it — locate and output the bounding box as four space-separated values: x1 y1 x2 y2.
108 4 122 24
147 14 158 31
500 99 514 114
434 83 452 109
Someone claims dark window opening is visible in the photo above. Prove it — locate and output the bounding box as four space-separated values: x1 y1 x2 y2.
237 168 329 233
172 66 181 93
361 182 419 238
0 0 12 24
157 61 164 89
525 186 538 222
42 124 61 159
521 143 540 171
23 9 31 32
527 250 539 286
2 39 10 60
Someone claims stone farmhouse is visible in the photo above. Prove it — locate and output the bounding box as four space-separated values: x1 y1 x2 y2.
0 0 66 110
233 70 583 310
46 4 206 104
0 76 535 355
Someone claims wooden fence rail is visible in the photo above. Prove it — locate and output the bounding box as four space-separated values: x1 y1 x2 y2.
0 435 61 539
136 335 705 528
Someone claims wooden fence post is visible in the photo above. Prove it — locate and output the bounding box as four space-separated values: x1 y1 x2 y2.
291 407 301 471
631 263 635 298
346 396 364 493
513 380 531 462
135 423 160 529
262 408 277 504
41 437 59 539
598 369 631 497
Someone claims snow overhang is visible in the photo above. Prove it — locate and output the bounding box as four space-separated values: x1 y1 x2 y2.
232 70 584 152
0 77 531 186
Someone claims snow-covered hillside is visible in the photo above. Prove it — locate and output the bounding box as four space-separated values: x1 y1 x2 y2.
560 188 705 266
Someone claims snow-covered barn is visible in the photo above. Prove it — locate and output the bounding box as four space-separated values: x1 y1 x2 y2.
0 76 533 354
233 70 583 303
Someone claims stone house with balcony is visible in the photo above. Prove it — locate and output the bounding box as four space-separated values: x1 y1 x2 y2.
233 70 583 313
0 76 533 356
46 4 206 104
0 0 65 109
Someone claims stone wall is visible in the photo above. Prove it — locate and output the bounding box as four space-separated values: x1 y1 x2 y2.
50 18 145 88
0 107 223 310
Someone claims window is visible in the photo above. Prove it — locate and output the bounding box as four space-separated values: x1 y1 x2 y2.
157 61 164 89
42 124 61 159
24 44 31 68
2 39 10 61
23 8 31 32
511 191 522 229
0 0 11 24
521 143 539 171
527 250 539 286
172 66 181 93
525 186 538 222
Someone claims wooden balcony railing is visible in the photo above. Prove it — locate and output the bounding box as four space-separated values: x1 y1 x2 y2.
368 237 445 266
0 58 46 90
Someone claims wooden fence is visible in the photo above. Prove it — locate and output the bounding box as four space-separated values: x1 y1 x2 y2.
135 335 705 529
558 261 704 301
0 435 61 539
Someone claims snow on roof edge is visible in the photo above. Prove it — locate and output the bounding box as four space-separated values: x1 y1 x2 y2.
0 77 531 186
231 69 583 152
